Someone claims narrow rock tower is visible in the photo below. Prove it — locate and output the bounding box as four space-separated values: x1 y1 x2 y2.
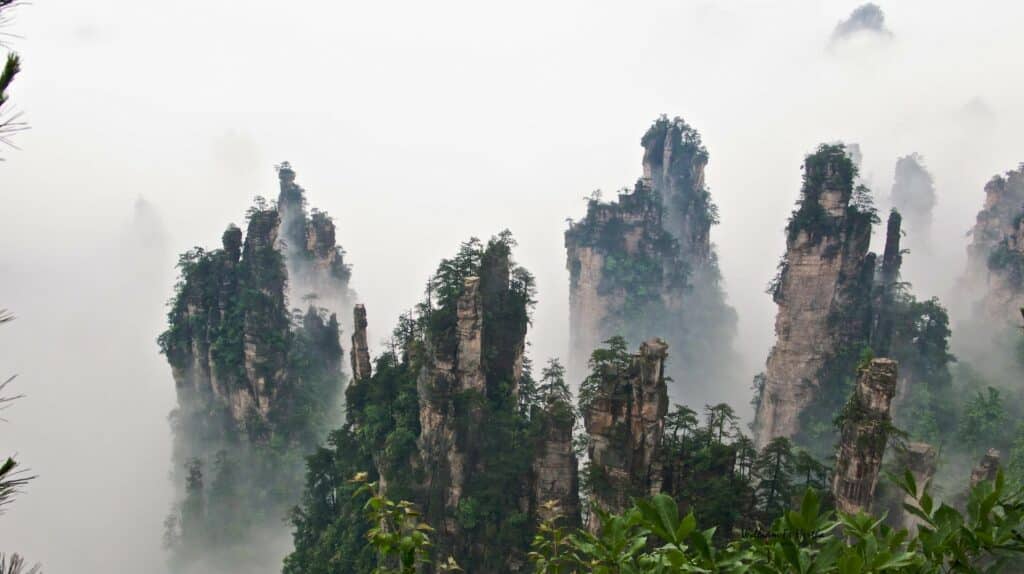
581 338 669 530
754 144 876 448
566 116 737 404
830 358 898 514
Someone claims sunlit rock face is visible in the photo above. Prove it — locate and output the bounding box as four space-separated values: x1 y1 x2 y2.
582 338 669 531
565 116 737 404
830 358 898 515
754 145 876 449
965 166 1024 324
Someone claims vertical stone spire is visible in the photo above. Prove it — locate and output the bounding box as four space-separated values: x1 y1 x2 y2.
755 145 875 449
830 358 898 514
582 338 669 531
350 304 372 382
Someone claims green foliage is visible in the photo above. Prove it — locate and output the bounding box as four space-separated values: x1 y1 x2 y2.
785 143 877 245
958 387 1009 451
529 472 1024 573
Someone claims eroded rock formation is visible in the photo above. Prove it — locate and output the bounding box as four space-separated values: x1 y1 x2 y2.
830 358 898 514
162 165 349 438
565 116 737 404
581 338 669 529
970 448 1001 487
532 396 580 525
159 164 350 564
350 304 372 382
965 165 1024 324
754 144 877 449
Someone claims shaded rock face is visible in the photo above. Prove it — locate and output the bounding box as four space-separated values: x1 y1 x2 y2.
276 162 357 336
350 304 372 383
965 166 1024 324
890 154 936 247
532 399 580 526
565 116 738 404
755 145 876 449
970 448 1001 487
896 442 937 531
582 338 669 530
830 358 898 514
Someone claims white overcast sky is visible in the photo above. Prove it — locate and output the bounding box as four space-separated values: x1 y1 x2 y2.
2 1 1023 571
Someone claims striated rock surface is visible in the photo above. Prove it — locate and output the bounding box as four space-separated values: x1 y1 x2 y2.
582 338 669 529
350 304 372 382
565 116 738 403
970 448 1001 487
965 165 1024 324
831 358 898 514
754 144 876 449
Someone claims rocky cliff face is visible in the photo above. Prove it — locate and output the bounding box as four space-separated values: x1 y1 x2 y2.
965 165 1024 324
565 116 738 404
581 338 669 529
754 144 877 449
830 358 898 514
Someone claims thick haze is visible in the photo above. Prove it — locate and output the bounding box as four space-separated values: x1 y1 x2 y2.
2 1 1024 571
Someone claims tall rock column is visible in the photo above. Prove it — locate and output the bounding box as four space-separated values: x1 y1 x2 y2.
582 338 669 530
532 398 580 526
350 304 372 382
754 144 876 449
566 116 738 405
830 358 898 514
